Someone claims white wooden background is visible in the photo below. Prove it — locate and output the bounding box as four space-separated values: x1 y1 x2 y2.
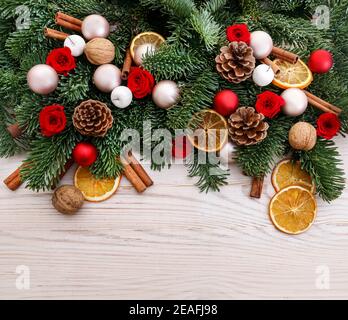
0 137 347 300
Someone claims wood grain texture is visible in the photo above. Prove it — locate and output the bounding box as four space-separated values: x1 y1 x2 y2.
0 137 347 300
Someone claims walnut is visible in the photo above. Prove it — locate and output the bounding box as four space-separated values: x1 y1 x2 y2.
52 185 84 215
84 38 115 65
289 122 317 151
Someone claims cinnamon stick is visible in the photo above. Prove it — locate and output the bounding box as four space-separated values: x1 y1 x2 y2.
7 123 22 139
121 49 132 81
271 46 298 64
127 152 153 187
4 160 74 192
3 164 25 191
260 58 280 75
121 157 147 193
55 12 82 26
44 27 69 41
55 12 82 32
304 90 342 115
250 176 264 199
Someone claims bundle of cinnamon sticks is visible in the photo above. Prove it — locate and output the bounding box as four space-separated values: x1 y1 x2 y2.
55 12 82 32
304 90 342 115
121 152 153 193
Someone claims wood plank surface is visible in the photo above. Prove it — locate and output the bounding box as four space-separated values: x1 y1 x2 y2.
0 137 347 299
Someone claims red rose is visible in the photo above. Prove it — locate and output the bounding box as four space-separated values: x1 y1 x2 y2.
46 47 76 76
255 91 285 119
316 113 341 140
226 23 251 44
39 105 67 137
127 67 155 99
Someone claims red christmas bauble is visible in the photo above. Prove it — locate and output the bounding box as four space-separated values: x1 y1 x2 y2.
213 90 239 117
308 50 333 74
172 135 192 159
72 142 98 167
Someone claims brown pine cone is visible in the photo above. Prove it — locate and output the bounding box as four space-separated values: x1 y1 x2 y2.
228 107 269 146
215 41 256 83
73 100 113 137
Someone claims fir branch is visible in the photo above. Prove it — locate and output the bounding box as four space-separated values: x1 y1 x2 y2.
166 69 219 129
56 61 92 105
203 0 227 13
235 116 294 177
186 149 229 192
21 130 81 191
189 8 222 50
296 138 346 202
143 44 206 81
140 0 195 18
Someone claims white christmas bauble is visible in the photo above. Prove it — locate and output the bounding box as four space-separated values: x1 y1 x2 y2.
64 35 86 57
281 88 308 116
134 43 156 66
152 80 180 109
93 64 122 93
111 86 133 108
250 31 273 59
27 64 59 95
252 64 275 86
81 14 110 40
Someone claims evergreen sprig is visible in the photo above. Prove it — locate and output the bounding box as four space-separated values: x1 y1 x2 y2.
186 150 229 192
235 116 294 177
296 139 346 202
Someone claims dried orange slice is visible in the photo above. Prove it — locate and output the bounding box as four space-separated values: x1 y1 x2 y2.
130 32 165 60
272 159 315 193
187 109 228 153
74 166 121 202
272 58 313 89
269 186 317 234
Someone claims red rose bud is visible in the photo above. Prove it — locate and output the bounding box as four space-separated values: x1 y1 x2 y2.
226 23 251 44
46 47 76 76
39 104 67 137
316 113 341 140
127 67 155 99
255 91 285 119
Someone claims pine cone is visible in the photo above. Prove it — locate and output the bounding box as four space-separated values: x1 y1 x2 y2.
215 41 255 83
228 107 269 146
73 100 113 137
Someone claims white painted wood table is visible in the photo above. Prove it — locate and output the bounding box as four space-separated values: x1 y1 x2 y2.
0 137 347 300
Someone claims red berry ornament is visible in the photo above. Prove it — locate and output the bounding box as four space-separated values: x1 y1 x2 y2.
213 90 239 117
172 135 192 159
73 142 98 167
308 50 333 74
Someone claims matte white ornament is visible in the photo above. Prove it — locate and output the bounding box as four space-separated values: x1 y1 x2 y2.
111 86 133 109
134 43 156 66
252 64 275 87
281 88 308 116
81 14 110 40
93 64 122 93
64 35 86 57
152 80 180 109
250 31 273 59
27 64 59 95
